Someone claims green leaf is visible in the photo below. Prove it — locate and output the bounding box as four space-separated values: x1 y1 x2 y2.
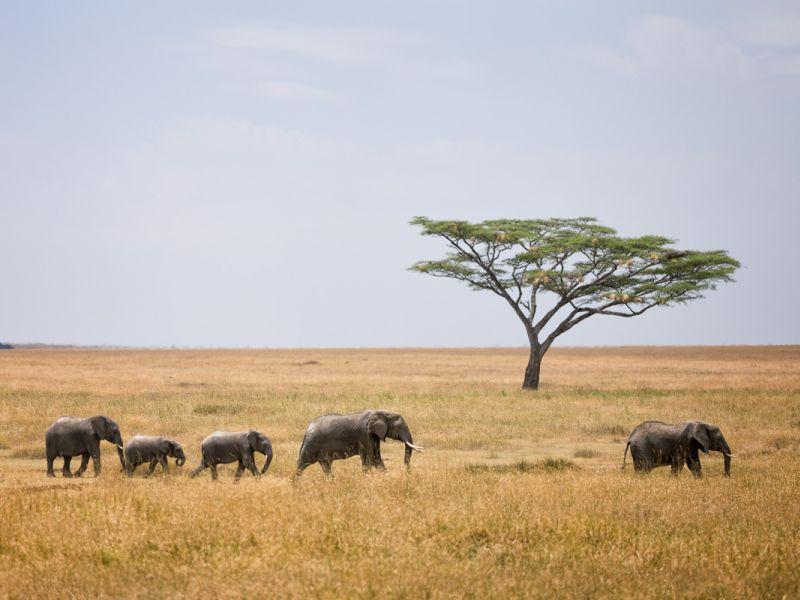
410 216 739 327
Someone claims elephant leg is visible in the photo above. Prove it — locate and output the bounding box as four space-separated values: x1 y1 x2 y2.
160 456 169 474
359 448 371 471
125 459 137 477
234 460 245 481
686 457 702 478
62 455 73 478
209 462 218 481
145 458 158 478
245 455 258 477
46 448 56 477
632 446 655 473
319 460 332 476
670 457 684 476
91 453 102 477
632 455 651 474
294 461 311 479
687 449 702 478
373 443 386 471
75 452 90 477
189 461 207 478
361 440 382 471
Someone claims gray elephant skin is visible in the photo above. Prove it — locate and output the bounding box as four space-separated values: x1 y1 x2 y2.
189 430 273 481
295 410 424 477
45 415 125 477
623 421 734 477
125 435 186 477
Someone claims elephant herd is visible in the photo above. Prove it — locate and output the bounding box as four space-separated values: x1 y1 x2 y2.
44 412 734 481
44 410 424 481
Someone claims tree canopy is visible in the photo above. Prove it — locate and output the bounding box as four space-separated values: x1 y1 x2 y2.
410 216 740 389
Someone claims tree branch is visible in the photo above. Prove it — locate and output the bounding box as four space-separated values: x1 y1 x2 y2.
450 235 532 329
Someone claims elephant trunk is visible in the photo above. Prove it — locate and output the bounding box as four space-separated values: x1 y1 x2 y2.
113 433 125 471
404 443 412 469
261 443 274 475
116 445 126 472
400 431 423 469
720 438 733 477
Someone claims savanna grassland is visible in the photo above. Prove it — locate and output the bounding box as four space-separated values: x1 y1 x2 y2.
0 346 799 598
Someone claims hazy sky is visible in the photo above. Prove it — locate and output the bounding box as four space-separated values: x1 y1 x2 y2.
2 2 799 347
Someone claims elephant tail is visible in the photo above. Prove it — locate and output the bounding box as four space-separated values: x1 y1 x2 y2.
622 442 630 471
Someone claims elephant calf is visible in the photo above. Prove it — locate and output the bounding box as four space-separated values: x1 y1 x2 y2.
45 415 125 477
125 435 186 477
189 430 273 481
295 410 423 477
623 421 734 477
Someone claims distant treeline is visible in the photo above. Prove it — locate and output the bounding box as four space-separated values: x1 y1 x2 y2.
0 342 13 350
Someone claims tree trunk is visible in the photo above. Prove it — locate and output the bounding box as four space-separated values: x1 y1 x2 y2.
522 350 542 390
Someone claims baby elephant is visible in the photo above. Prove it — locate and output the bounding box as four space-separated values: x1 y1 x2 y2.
623 421 734 477
189 430 273 481
125 436 186 477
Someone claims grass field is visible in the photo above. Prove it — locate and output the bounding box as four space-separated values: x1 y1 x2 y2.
1 346 799 598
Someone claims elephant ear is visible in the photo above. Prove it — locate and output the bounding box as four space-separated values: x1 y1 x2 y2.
156 439 172 456
89 416 109 440
691 423 710 453
367 413 388 441
247 430 260 451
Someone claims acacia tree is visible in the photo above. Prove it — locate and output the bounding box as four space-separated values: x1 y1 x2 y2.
410 217 739 390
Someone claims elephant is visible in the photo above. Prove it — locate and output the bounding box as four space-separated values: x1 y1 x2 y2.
622 421 734 477
124 435 186 477
295 410 423 477
45 415 125 477
189 430 273 481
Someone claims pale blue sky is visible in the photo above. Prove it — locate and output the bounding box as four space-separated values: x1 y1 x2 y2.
2 2 798 347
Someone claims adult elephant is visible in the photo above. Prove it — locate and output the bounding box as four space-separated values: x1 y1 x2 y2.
189 430 273 481
295 410 423 477
622 421 734 477
45 415 125 477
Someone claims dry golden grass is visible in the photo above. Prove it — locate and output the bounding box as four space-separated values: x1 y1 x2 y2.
1 346 799 598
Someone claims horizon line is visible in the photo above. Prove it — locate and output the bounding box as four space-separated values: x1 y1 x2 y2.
3 343 798 351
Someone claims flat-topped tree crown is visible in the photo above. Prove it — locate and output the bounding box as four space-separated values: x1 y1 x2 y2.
410 216 740 390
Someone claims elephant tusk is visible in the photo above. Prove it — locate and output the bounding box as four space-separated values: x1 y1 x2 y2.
405 442 425 452
116 444 124 450
723 453 736 458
